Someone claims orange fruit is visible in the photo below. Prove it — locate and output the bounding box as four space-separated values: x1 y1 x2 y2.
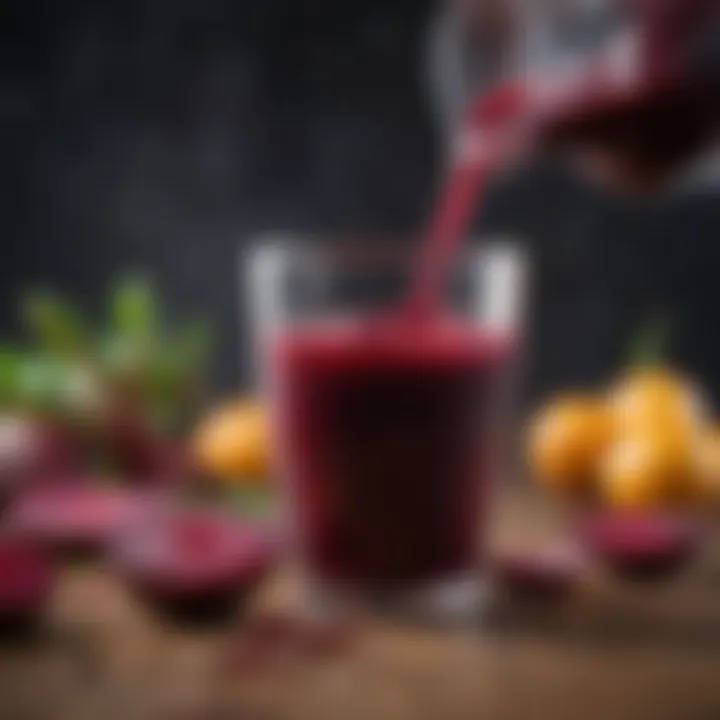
605 367 708 509
600 432 696 510
527 395 611 494
609 367 706 442
193 400 270 482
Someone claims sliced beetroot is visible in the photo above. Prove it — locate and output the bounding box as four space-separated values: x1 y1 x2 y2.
8 485 146 559
0 417 79 511
494 545 586 602
112 508 277 627
579 511 700 582
0 537 55 639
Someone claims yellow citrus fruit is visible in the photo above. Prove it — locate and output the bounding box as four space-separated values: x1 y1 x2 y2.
609 367 706 441
527 395 611 494
600 431 697 510
193 400 270 482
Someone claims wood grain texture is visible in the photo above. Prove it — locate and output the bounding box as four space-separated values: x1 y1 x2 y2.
1 492 719 720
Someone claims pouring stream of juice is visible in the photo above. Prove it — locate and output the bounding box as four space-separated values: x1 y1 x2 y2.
408 83 531 319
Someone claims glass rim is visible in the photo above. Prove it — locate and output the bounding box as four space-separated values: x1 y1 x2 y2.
242 235 531 343
243 233 529 266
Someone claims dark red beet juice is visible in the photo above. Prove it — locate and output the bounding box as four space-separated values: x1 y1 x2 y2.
273 319 513 587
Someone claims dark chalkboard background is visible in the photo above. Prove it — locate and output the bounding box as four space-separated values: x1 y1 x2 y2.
3 0 720 404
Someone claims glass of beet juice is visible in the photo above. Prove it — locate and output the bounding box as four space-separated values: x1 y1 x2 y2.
246 240 527 622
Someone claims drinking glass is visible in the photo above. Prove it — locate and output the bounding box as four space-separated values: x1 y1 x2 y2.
245 238 527 623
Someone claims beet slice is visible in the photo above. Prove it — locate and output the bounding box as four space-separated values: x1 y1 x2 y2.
0 417 79 513
494 545 586 602
579 511 700 582
9 484 145 559
0 537 55 640
112 507 276 627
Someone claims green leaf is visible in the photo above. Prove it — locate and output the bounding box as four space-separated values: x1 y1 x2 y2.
111 275 158 343
22 291 89 358
0 347 24 406
97 332 147 381
628 314 673 367
14 354 68 414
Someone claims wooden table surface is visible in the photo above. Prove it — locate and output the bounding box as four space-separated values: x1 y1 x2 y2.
1 491 720 720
